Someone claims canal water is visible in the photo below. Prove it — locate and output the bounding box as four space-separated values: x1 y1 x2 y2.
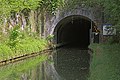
0 47 91 80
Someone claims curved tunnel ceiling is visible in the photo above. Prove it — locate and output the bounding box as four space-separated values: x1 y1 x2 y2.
53 15 95 48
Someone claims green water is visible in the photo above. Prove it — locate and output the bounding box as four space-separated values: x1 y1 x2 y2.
0 54 47 80
0 47 91 80
1 44 120 80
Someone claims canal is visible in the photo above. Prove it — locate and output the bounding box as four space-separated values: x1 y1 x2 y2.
0 46 92 80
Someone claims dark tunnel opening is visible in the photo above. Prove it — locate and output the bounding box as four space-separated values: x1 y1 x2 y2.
54 15 92 49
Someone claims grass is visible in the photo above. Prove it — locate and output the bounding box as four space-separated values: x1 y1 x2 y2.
0 37 48 61
0 54 48 80
89 43 120 80
0 28 49 80
0 25 49 61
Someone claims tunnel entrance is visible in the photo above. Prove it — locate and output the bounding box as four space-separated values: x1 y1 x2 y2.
54 15 93 49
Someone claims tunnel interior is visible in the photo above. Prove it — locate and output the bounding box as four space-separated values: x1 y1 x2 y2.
54 15 92 48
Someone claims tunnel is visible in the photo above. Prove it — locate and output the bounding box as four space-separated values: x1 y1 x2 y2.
53 15 94 49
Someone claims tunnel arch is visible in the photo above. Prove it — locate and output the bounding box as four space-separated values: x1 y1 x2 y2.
53 15 95 48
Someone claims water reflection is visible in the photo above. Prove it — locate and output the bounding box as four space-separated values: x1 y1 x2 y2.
0 55 47 80
43 47 91 80
0 47 91 80
55 48 90 80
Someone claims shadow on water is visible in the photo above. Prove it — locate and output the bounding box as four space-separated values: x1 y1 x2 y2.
42 46 91 80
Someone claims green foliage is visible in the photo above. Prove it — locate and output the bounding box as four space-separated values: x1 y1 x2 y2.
0 35 47 61
8 25 23 48
0 0 40 17
85 0 120 26
0 43 13 60
89 43 120 80
46 35 54 41
0 0 65 20
107 33 120 44
38 0 65 14
0 0 65 35
14 38 47 55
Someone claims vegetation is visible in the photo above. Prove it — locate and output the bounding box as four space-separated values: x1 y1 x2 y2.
0 0 65 61
0 0 65 37
0 25 48 61
85 0 120 43
0 0 119 76
0 37 47 61
89 43 120 80
0 0 65 18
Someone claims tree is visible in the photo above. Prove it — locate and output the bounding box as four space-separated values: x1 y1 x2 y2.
0 0 65 35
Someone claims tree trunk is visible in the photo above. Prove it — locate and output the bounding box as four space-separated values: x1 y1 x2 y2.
40 10 45 38
29 10 36 33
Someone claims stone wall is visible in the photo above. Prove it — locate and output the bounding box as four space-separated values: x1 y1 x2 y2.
44 6 103 43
